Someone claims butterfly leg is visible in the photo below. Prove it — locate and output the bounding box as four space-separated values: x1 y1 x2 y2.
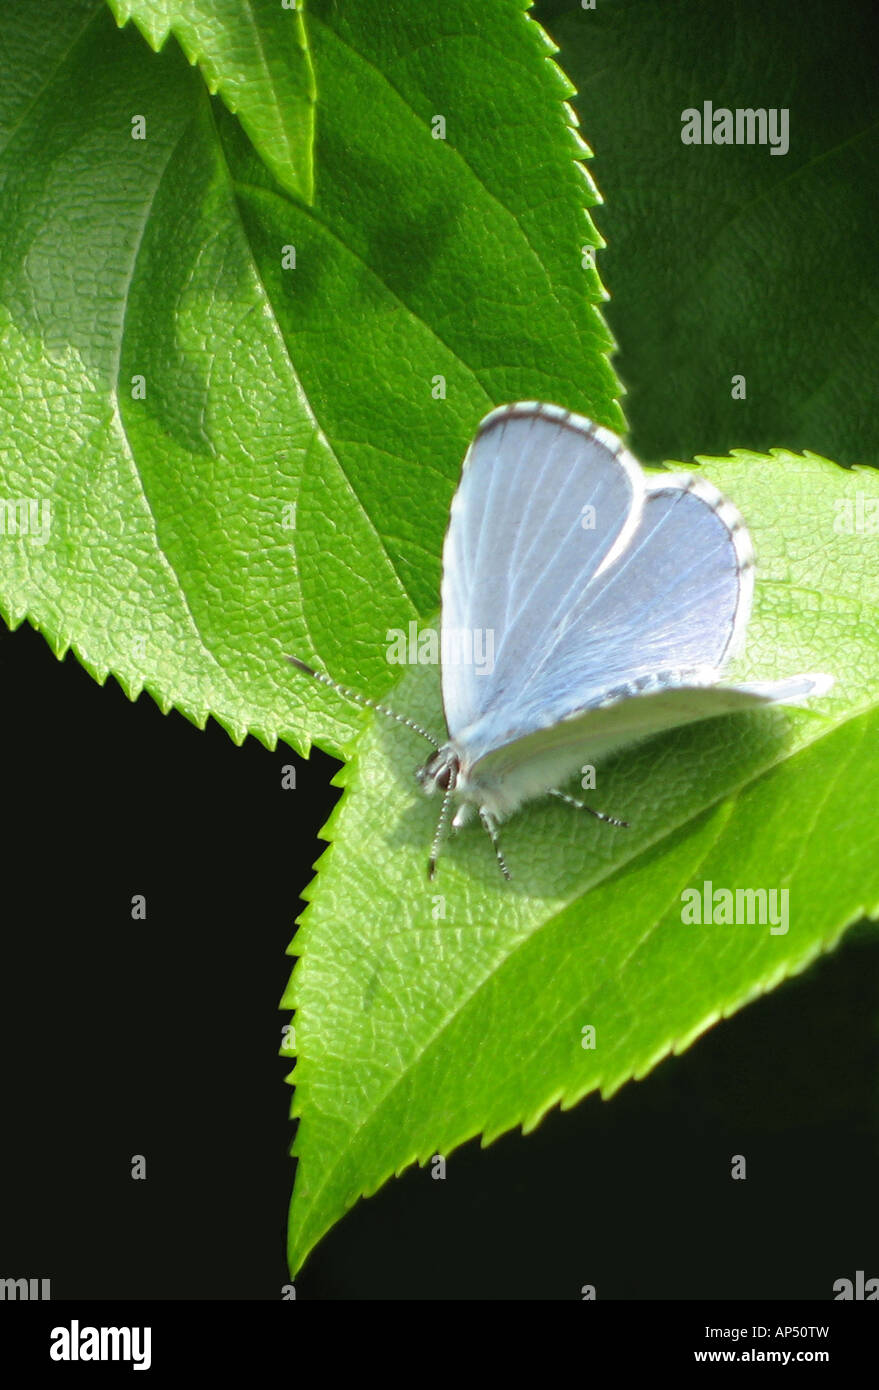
479 808 512 880
549 788 629 828
428 774 457 881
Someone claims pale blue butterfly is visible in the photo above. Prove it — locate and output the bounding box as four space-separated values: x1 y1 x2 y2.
290 403 832 879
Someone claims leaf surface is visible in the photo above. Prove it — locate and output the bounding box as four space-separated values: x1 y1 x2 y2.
283 448 879 1272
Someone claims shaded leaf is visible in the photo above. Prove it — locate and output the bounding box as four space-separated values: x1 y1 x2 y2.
538 0 879 468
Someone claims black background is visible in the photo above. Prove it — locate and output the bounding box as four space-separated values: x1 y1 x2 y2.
2 620 876 1300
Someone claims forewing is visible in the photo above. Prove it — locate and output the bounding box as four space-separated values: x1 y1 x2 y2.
440 402 644 737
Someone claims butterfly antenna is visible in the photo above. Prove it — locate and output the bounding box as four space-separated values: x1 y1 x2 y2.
479 808 512 881
428 773 457 881
286 656 440 748
549 788 629 828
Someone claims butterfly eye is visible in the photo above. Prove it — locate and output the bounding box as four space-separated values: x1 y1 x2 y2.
416 751 458 794
434 762 456 791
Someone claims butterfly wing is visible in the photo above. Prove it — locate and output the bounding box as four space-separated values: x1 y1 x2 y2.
466 674 832 819
440 402 645 739
443 401 760 760
468 470 757 752
442 402 831 794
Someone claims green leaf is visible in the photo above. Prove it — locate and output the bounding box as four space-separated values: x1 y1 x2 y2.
105 0 318 204
283 448 879 1273
0 0 620 754
536 0 879 468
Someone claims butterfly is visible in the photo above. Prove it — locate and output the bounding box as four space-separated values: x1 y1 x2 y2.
290 402 832 880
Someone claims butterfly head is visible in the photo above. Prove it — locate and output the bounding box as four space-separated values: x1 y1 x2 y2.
416 745 460 796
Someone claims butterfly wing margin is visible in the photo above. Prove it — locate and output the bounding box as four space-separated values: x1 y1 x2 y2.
440 402 645 739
